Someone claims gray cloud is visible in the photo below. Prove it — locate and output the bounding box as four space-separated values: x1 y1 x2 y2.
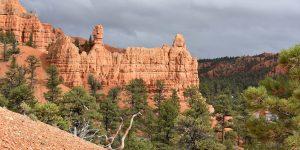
20 0 300 58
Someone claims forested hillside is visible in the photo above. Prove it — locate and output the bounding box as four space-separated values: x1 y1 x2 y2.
198 53 285 103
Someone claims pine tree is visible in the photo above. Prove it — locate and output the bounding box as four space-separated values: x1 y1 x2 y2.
177 86 225 150
6 31 16 44
170 89 180 111
7 84 36 113
0 57 27 97
213 94 234 143
25 55 40 88
26 33 34 47
33 102 68 130
153 100 179 149
88 35 93 49
154 80 165 113
125 133 155 150
100 97 120 132
3 32 20 59
74 38 80 49
88 74 102 97
83 41 89 52
0 31 5 43
2 38 8 61
107 86 122 103
125 79 148 112
0 93 8 107
60 87 101 133
44 65 62 103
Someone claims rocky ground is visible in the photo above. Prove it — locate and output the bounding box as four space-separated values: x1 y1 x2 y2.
0 107 105 150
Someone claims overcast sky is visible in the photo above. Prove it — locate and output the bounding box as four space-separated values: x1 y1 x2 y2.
20 0 300 58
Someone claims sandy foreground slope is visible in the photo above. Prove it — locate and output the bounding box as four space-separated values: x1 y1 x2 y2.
0 107 105 150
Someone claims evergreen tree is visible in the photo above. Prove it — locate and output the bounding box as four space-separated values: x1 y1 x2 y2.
74 38 80 49
0 31 5 43
125 79 148 112
26 33 34 47
100 97 120 132
83 41 89 52
169 89 180 111
88 74 102 97
6 31 16 44
9 32 20 54
154 80 165 113
213 94 234 143
177 87 225 150
88 35 93 48
0 57 27 97
25 55 40 87
125 133 155 150
33 102 68 130
0 93 8 107
153 100 179 149
108 86 122 103
2 38 8 61
44 65 62 103
7 84 36 113
60 86 101 133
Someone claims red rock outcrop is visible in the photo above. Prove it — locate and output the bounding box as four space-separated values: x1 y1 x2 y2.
48 25 199 108
0 0 63 49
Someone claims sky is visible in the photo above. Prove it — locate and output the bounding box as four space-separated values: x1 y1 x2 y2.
19 0 300 58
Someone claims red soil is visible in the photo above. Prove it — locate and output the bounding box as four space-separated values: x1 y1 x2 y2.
0 107 105 150
0 45 70 102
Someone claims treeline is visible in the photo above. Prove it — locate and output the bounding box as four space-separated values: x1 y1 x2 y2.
74 35 94 53
201 67 272 105
200 45 300 149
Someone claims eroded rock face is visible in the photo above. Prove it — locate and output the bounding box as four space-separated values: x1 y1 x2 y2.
48 25 199 108
0 0 63 49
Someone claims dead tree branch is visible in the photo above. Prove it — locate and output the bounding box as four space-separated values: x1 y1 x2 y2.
99 112 142 150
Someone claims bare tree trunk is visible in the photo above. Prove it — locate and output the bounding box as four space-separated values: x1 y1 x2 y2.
100 112 142 150
115 112 142 150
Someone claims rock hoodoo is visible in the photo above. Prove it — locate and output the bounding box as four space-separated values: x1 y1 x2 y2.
0 0 63 49
92 24 104 46
173 33 186 49
48 25 199 107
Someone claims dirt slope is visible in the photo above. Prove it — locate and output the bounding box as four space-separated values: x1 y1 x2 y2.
0 107 105 150
0 45 70 102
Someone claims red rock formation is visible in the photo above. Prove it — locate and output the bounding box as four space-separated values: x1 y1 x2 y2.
0 0 63 49
48 25 199 109
199 53 285 79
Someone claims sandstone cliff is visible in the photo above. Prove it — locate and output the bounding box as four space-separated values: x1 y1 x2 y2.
0 0 63 49
48 25 199 108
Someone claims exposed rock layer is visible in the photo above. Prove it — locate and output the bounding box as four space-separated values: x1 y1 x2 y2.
48 25 199 107
0 0 63 49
